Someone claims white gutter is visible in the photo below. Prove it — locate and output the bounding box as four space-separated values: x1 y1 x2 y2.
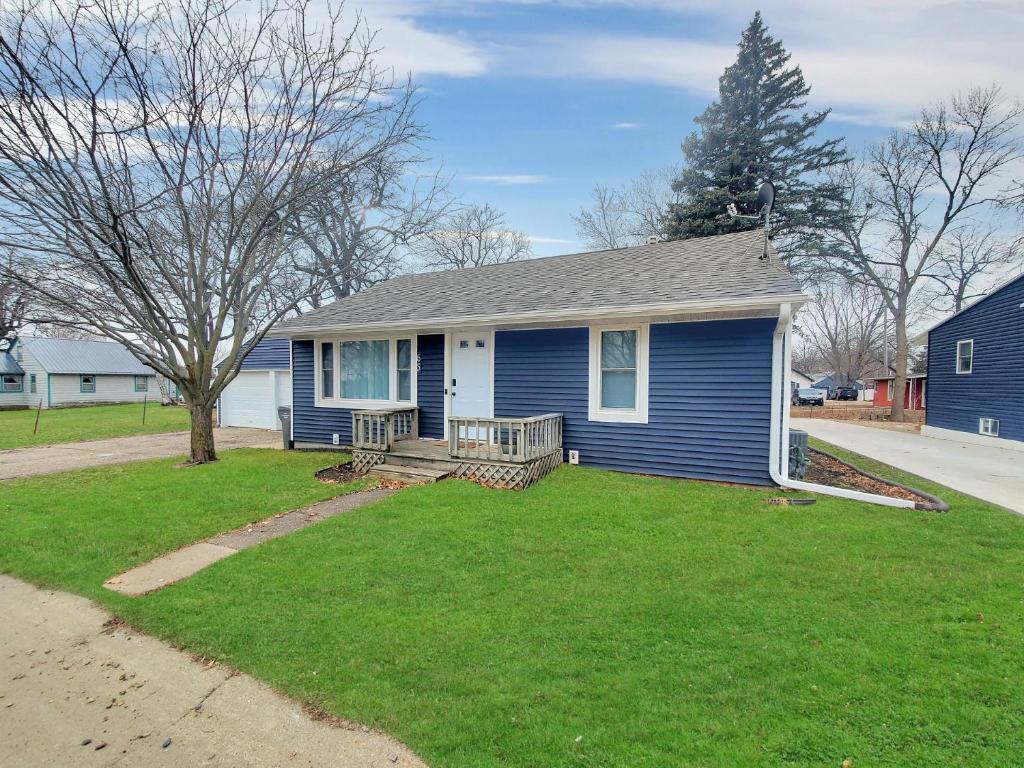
769 302 914 508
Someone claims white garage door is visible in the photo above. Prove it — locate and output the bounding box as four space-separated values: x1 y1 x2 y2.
220 370 291 430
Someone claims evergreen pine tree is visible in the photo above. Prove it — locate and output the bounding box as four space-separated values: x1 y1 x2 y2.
664 12 847 245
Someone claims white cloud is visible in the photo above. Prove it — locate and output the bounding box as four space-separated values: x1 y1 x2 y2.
464 174 547 184
528 235 575 245
384 0 1024 127
612 122 642 129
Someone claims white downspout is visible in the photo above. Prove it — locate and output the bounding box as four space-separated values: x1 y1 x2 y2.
769 302 914 508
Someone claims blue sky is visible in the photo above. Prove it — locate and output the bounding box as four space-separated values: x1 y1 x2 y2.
356 1 1023 256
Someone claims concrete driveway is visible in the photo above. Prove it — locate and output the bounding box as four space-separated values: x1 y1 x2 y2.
0 428 278 481
0 575 425 767
793 418 1024 515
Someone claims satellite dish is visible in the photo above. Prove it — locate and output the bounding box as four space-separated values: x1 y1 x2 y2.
754 181 775 216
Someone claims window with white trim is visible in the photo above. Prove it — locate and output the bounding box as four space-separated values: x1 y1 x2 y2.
979 417 999 436
956 339 973 374
396 339 413 402
886 380 893 402
1 374 22 392
316 337 416 407
588 325 649 423
321 342 334 398
80 374 96 393
134 375 148 392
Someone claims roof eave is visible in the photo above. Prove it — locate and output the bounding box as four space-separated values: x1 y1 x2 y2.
268 293 809 338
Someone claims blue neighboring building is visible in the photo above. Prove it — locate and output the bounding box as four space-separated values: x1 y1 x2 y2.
269 230 808 486
924 273 1024 448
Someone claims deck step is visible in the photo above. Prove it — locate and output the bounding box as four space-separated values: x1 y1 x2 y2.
384 452 456 471
369 462 450 484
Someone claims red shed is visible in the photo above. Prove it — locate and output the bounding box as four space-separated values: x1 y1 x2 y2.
873 374 926 410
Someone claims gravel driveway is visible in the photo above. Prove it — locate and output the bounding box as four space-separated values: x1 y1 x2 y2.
0 428 278 481
0 575 426 767
793 418 1024 514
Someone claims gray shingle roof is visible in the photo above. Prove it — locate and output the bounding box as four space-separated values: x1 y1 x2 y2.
273 230 805 334
19 336 155 375
0 351 24 375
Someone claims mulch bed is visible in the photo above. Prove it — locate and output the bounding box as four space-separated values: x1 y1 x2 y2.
315 462 366 484
804 449 931 505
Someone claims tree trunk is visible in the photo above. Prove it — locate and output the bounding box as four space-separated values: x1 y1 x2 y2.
189 403 218 464
890 312 909 423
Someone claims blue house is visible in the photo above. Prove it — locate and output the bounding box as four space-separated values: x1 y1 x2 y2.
924 273 1024 448
270 230 808 488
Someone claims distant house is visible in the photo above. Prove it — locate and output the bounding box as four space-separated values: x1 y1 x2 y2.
791 369 815 389
811 374 865 394
268 230 809 488
873 374 926 410
924 273 1024 449
0 336 156 410
217 338 292 430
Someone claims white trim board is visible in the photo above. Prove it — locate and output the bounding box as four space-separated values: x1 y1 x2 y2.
268 295 807 338
922 424 1024 454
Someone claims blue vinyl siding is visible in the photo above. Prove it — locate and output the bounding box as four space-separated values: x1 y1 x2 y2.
240 338 290 370
292 339 352 445
417 334 445 439
927 275 1024 442
494 319 775 485
291 335 446 446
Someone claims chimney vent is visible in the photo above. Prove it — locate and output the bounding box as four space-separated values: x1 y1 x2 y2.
646 235 660 244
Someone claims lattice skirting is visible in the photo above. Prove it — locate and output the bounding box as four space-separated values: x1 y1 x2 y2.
451 449 563 490
351 450 386 474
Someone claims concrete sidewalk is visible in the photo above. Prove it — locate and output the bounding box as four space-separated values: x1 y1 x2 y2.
793 418 1024 514
0 428 277 481
0 575 425 767
105 488 396 596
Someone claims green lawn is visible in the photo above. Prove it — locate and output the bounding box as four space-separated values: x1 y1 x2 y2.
0 449 368 597
0 402 191 449
2 445 1023 766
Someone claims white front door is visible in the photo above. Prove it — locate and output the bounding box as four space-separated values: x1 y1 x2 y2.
450 332 492 435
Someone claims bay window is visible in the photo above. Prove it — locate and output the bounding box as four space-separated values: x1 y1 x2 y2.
317 337 415 406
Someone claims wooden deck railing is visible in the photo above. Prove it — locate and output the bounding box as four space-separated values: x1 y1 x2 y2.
448 414 562 463
352 407 418 452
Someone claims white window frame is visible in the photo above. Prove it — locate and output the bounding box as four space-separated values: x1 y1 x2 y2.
956 339 973 374
886 380 893 402
979 417 999 436
314 336 417 409
588 323 649 424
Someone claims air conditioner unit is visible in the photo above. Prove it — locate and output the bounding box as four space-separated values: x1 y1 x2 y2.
979 418 999 437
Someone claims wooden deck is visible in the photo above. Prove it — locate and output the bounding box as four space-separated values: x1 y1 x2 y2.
351 410 563 490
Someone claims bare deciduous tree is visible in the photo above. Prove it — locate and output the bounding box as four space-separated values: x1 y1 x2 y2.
415 203 530 270
795 278 886 390
290 154 449 307
821 86 1023 420
924 228 1023 313
0 249 28 351
0 0 421 462
572 167 679 250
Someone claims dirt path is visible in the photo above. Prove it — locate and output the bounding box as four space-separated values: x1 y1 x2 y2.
0 428 278 481
0 575 427 767
104 488 397 595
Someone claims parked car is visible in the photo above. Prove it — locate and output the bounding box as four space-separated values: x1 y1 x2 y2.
834 386 859 401
795 388 826 406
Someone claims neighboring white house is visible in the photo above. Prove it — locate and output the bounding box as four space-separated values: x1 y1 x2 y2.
791 369 815 389
0 336 157 409
217 339 291 430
